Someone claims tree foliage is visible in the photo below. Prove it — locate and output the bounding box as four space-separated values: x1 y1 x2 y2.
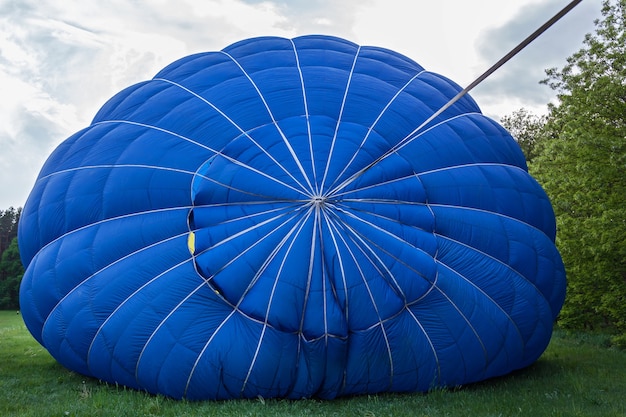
500 108 547 162
0 207 20 256
529 0 626 337
0 237 24 309
0 207 22 309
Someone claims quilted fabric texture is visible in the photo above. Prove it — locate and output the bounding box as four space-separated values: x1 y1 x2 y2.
18 35 565 400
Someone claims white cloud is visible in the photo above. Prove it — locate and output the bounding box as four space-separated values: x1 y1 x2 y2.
0 0 603 208
351 0 532 83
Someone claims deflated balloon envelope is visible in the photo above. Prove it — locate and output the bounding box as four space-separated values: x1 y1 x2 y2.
18 35 566 400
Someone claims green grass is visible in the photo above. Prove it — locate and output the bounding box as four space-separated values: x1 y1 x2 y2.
1 310 625 417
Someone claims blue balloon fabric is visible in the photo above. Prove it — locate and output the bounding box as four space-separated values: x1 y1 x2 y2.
18 35 566 400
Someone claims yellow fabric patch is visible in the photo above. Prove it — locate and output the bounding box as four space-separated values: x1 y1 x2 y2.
187 231 195 255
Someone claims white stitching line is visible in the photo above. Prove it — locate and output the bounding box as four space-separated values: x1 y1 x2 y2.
151 210 305 395
326 214 394 391
331 205 436 290
290 39 317 195
319 46 361 193
193 166 305 200
326 69 428 194
218 51 315 196
39 208 190 335
153 77 312 197
405 304 441 385
239 206 314 394
184 206 314 396
327 112 483 197
331 163 528 200
34 163 196 183
92 119 214 151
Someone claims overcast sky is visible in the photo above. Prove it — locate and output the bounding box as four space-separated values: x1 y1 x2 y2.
0 0 601 209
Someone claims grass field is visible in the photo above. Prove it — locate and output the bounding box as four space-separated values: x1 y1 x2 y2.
1 310 625 417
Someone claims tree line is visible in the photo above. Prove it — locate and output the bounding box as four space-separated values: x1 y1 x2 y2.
502 0 625 345
0 207 22 309
1 0 624 344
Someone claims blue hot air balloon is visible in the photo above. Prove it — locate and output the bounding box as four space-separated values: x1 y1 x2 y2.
18 35 565 400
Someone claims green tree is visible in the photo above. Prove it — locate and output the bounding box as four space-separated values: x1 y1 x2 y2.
531 0 626 340
500 108 547 163
0 237 24 309
0 207 21 256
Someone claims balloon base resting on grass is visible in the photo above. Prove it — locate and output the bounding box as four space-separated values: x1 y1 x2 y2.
18 35 565 400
